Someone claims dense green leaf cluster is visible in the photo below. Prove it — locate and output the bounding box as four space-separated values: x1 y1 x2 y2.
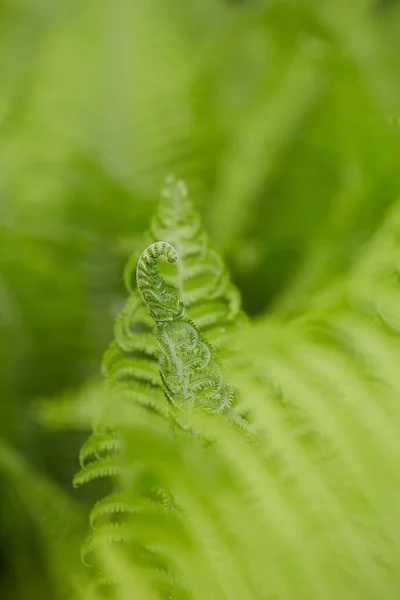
2 2 400 599
68 181 400 599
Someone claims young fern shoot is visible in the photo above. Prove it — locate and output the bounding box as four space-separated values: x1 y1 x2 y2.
73 181 250 588
136 241 233 416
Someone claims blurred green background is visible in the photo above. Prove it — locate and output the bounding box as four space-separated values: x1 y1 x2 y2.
1 0 400 597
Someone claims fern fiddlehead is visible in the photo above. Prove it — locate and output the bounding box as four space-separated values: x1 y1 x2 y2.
136 241 184 323
136 241 233 416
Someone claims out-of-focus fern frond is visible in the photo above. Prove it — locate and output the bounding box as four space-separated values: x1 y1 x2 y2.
3 2 400 598
211 36 327 250
87 391 400 599
0 439 87 598
219 199 400 597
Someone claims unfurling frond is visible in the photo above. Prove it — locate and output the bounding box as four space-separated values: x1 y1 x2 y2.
136 241 184 323
74 177 248 590
136 241 235 418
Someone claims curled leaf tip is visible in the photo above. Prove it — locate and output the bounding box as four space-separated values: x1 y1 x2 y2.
136 242 184 322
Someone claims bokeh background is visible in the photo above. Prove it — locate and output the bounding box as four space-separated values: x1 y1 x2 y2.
1 0 400 597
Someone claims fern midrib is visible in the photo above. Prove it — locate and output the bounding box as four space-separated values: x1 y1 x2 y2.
161 324 187 395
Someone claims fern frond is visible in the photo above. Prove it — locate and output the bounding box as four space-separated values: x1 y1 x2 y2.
120 399 400 599
122 175 246 352
74 176 248 591
214 199 400 597
136 241 241 421
73 198 400 598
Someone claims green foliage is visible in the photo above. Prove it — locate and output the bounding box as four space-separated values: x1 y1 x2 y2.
67 182 400 599
2 1 400 599
136 238 239 421
73 177 247 592
0 439 87 598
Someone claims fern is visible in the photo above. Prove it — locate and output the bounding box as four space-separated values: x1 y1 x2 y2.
73 177 247 587
103 175 244 419
216 199 400 598
73 187 400 600
136 240 235 420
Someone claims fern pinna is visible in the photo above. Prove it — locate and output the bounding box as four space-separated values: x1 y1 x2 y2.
73 177 247 587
